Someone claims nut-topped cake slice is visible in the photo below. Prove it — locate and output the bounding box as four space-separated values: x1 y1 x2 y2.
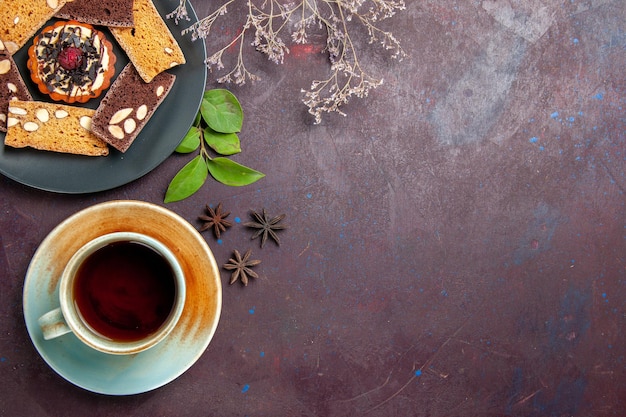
110 0 185 83
4 100 109 156
0 0 75 54
0 39 33 132
56 0 135 27
91 63 176 153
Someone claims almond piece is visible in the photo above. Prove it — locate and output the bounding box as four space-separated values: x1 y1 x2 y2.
0 113 6 123
79 116 93 131
7 83 17 93
36 108 50 123
0 60 11 75
156 86 165 97
47 0 59 8
109 108 134 125
108 124 125 139
8 106 26 115
5 42 19 54
7 117 18 127
55 109 69 119
124 118 137 134
136 105 148 120
24 122 39 132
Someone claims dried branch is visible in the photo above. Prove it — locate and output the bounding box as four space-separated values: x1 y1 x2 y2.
169 0 406 123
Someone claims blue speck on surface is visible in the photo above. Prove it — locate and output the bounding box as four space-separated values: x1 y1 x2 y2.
602 293 607 298
249 307 255 314
415 369 422 377
594 92 604 100
260 351 265 357
306 193 312 199
572 38 579 44
217 239 223 245
551 111 560 119
0 357 6 362
529 137 538 143
567 116 575 122
539 146 545 151
234 216 241 223
242 384 250 393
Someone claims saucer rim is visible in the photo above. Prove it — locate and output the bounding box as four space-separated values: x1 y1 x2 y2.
22 200 222 395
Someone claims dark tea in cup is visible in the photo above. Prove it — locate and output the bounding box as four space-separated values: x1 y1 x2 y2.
74 240 177 342
38 232 186 355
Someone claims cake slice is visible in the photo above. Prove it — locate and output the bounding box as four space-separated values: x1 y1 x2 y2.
56 0 134 27
5 100 109 156
0 0 74 54
0 39 33 132
91 63 176 153
110 0 185 83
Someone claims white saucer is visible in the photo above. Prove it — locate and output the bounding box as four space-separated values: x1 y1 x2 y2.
23 200 222 395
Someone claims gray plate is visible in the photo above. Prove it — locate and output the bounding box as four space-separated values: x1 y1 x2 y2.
0 0 207 193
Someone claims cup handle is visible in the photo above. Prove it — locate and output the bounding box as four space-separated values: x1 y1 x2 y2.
38 307 72 340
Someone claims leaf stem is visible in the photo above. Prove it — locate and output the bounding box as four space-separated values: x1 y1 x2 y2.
194 122 213 162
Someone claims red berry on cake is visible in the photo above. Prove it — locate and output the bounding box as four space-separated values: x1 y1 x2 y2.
58 46 84 71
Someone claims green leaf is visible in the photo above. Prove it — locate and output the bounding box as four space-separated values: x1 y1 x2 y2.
164 155 208 203
175 126 201 153
207 157 265 186
201 89 243 133
204 127 241 155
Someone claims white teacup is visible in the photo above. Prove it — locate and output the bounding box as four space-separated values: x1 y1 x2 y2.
38 232 186 355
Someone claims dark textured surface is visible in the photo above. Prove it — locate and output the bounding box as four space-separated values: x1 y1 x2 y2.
1 0 625 416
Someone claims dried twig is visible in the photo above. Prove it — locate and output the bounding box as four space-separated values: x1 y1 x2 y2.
168 0 406 123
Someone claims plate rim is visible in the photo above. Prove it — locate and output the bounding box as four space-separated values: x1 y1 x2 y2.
0 0 207 194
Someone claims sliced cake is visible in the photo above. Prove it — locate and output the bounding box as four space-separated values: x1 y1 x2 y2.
91 63 176 153
110 0 185 83
0 0 74 54
56 0 134 27
5 100 109 156
0 39 33 132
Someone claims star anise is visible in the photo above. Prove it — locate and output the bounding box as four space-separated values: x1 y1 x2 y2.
223 249 261 286
243 208 286 248
198 202 232 238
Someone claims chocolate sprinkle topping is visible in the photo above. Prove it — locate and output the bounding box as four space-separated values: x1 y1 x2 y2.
34 23 107 98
